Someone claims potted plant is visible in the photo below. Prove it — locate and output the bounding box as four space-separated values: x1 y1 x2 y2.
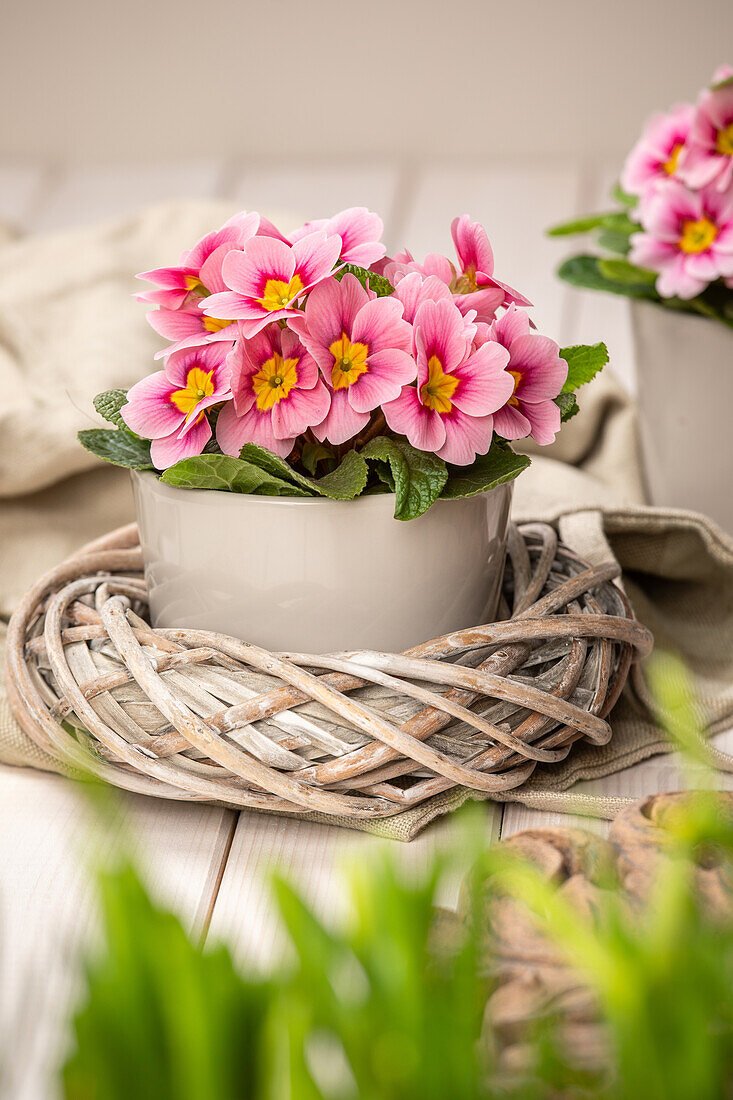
549 65 733 535
80 207 606 652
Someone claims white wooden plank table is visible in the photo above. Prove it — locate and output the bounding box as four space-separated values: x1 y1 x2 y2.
0 154 730 1098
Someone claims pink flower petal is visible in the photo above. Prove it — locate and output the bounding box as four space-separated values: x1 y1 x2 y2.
272 379 331 439
436 409 494 466
451 342 513 415
351 296 412 356
311 388 369 445
451 215 495 278
150 414 211 469
292 230 343 289
519 397 562 446
347 349 417 414
414 298 471 381
382 387 446 453
224 235 296 296
489 304 531 350
216 401 294 458
493 403 532 441
508 334 567 401
393 272 452 325
121 371 182 439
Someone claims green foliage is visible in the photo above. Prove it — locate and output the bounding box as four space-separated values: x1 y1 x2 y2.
93 389 129 429
557 254 660 300
597 258 657 286
300 440 334 475
547 210 637 238
63 865 268 1100
550 198 733 330
273 852 487 1100
78 428 153 470
334 263 395 297
161 453 311 495
360 435 448 520
554 391 580 422
559 341 609 392
547 212 614 236
440 442 530 500
611 182 637 207
64 780 733 1100
240 442 369 500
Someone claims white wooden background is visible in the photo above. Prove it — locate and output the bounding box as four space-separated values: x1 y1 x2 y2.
1 158 731 1099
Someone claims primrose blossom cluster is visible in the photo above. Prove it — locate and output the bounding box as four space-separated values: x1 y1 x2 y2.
123 208 568 469
621 65 733 299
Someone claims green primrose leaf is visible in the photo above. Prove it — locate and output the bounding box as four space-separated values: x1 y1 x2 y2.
300 440 334 475
161 453 310 495
554 391 580 422
93 389 129 429
239 442 368 500
360 436 448 520
547 213 613 237
440 442 530 500
559 343 609 392
611 182 637 207
597 258 657 286
334 263 395 297
557 255 661 301
78 428 153 470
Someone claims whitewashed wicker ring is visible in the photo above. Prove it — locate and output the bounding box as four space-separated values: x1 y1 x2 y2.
5 522 653 821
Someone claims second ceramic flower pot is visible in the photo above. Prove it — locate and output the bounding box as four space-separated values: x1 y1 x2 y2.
131 471 513 653
631 300 733 535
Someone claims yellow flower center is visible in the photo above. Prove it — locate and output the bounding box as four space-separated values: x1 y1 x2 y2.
679 216 718 254
252 352 299 410
185 274 206 294
202 315 232 333
329 333 369 390
170 366 215 418
507 369 522 407
420 355 460 414
453 265 477 294
259 274 305 313
663 142 684 175
715 122 733 157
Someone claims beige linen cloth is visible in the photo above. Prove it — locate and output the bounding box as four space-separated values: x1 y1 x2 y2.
1 202 732 841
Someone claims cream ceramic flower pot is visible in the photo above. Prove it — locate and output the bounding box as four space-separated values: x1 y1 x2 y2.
631 300 733 535
131 471 512 653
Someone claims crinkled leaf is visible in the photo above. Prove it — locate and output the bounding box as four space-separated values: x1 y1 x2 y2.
334 263 394 297
361 436 448 520
239 442 368 500
300 440 334 475
559 343 609 393
312 448 369 499
598 258 657 286
161 454 310 495
554 391 580 422
93 389 129 429
557 255 660 300
440 444 530 500
78 428 153 470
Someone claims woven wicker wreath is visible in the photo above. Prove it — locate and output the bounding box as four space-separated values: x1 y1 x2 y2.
5 521 653 820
